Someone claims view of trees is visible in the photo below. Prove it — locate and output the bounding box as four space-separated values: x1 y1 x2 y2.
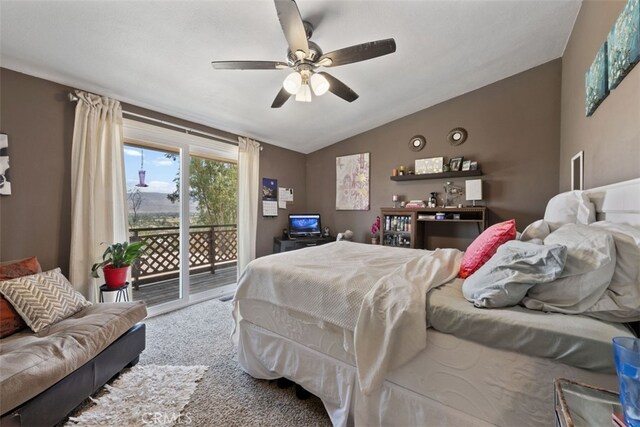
167 155 238 226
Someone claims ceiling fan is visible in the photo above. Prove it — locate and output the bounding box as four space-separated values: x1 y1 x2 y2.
211 0 396 108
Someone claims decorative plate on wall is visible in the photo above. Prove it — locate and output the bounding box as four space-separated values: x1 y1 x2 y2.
409 135 426 151
447 128 468 146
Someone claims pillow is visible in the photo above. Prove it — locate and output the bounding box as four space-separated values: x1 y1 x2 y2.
585 222 640 322
459 219 516 279
519 219 551 242
543 191 596 230
0 268 91 333
523 224 615 314
462 240 567 308
0 257 41 338
0 256 41 280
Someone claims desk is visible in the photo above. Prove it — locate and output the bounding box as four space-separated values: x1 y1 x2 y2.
380 207 488 249
273 236 335 253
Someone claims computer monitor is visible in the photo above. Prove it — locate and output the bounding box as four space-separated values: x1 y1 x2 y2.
288 214 322 238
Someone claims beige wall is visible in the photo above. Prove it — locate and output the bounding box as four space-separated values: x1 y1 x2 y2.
560 0 640 190
306 60 562 249
0 68 305 272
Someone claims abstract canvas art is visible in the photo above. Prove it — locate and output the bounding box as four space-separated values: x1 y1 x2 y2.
336 153 370 210
585 42 609 117
0 134 10 195
608 0 640 90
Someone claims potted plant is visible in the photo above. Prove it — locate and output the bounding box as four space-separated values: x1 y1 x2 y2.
90 241 145 289
371 216 381 245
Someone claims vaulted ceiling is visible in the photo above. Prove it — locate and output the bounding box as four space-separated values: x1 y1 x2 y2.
0 0 581 153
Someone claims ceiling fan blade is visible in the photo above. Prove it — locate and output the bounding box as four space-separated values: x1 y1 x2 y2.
318 38 396 67
318 72 359 102
274 0 309 57
271 87 292 108
211 61 289 70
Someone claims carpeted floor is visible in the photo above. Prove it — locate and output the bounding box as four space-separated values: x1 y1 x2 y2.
139 298 332 426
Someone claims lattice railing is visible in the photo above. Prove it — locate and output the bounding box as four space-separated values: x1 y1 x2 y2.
130 224 237 288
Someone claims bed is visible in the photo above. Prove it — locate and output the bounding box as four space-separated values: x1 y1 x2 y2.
232 178 640 427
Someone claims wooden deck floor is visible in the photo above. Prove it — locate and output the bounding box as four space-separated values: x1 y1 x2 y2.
132 265 237 307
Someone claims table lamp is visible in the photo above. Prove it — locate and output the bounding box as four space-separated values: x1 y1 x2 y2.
465 179 483 206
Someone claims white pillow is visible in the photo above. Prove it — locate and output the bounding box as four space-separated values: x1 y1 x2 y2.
519 219 551 242
462 241 567 308
543 191 596 231
523 224 615 314
585 222 640 322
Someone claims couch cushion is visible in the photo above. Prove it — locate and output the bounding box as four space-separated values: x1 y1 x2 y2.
0 301 147 414
0 268 91 333
0 257 41 338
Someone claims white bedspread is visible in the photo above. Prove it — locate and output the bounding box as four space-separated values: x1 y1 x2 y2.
233 241 462 393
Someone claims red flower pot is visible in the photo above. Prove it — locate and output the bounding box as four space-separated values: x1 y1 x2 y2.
103 265 129 289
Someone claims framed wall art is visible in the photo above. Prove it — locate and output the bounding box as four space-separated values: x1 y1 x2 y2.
336 152 370 210
585 42 609 117
608 0 640 90
0 134 10 196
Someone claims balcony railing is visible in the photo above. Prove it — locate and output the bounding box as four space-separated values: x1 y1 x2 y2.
129 224 237 289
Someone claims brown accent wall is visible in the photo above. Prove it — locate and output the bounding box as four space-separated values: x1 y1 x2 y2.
0 68 305 272
306 60 562 249
256 145 307 258
0 69 75 273
560 0 640 190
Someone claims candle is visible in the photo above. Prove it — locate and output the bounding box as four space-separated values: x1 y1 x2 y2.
392 194 399 202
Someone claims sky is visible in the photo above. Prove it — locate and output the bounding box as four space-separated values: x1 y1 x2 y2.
124 145 178 194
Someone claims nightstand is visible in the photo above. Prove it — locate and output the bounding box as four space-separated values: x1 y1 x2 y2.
554 378 622 426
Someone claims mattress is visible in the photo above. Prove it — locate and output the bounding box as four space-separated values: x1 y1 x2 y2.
427 279 635 373
236 299 619 427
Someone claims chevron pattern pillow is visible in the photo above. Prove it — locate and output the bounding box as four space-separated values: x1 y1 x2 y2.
0 268 91 333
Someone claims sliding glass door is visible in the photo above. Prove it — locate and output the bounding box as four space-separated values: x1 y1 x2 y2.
123 120 238 314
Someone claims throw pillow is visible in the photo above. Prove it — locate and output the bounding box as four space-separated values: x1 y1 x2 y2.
459 219 516 279
523 224 616 314
519 219 551 242
462 240 567 308
0 268 91 333
0 257 41 338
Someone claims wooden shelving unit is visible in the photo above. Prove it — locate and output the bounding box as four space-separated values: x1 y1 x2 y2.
390 170 482 181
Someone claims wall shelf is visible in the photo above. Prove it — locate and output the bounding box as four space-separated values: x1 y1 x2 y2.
390 170 482 181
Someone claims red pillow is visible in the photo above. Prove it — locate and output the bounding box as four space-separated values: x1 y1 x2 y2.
0 257 40 338
459 219 516 279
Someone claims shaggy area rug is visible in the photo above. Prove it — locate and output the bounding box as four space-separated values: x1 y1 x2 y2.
66 365 208 426
64 298 330 426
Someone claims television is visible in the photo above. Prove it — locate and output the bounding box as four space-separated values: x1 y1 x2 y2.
288 214 322 239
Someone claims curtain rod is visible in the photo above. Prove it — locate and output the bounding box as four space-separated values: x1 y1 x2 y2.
68 92 243 147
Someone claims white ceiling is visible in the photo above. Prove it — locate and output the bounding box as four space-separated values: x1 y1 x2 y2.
0 0 581 154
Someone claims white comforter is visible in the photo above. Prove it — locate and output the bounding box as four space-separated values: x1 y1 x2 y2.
233 241 462 393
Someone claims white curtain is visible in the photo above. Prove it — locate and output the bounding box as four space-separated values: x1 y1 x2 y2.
237 137 261 277
69 91 128 301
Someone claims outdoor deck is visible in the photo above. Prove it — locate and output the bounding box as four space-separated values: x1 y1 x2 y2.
132 265 237 307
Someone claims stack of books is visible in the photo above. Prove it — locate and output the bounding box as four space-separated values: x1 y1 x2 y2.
405 200 426 208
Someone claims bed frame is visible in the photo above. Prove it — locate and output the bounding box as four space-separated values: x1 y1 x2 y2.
585 177 640 224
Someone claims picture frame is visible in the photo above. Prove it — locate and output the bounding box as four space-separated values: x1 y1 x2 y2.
418 157 444 174
336 152 370 210
469 161 478 171
461 160 471 171
449 157 463 172
571 150 584 191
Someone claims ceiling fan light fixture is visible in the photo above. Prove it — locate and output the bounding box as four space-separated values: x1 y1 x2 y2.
310 73 330 96
283 71 302 95
295 84 312 102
